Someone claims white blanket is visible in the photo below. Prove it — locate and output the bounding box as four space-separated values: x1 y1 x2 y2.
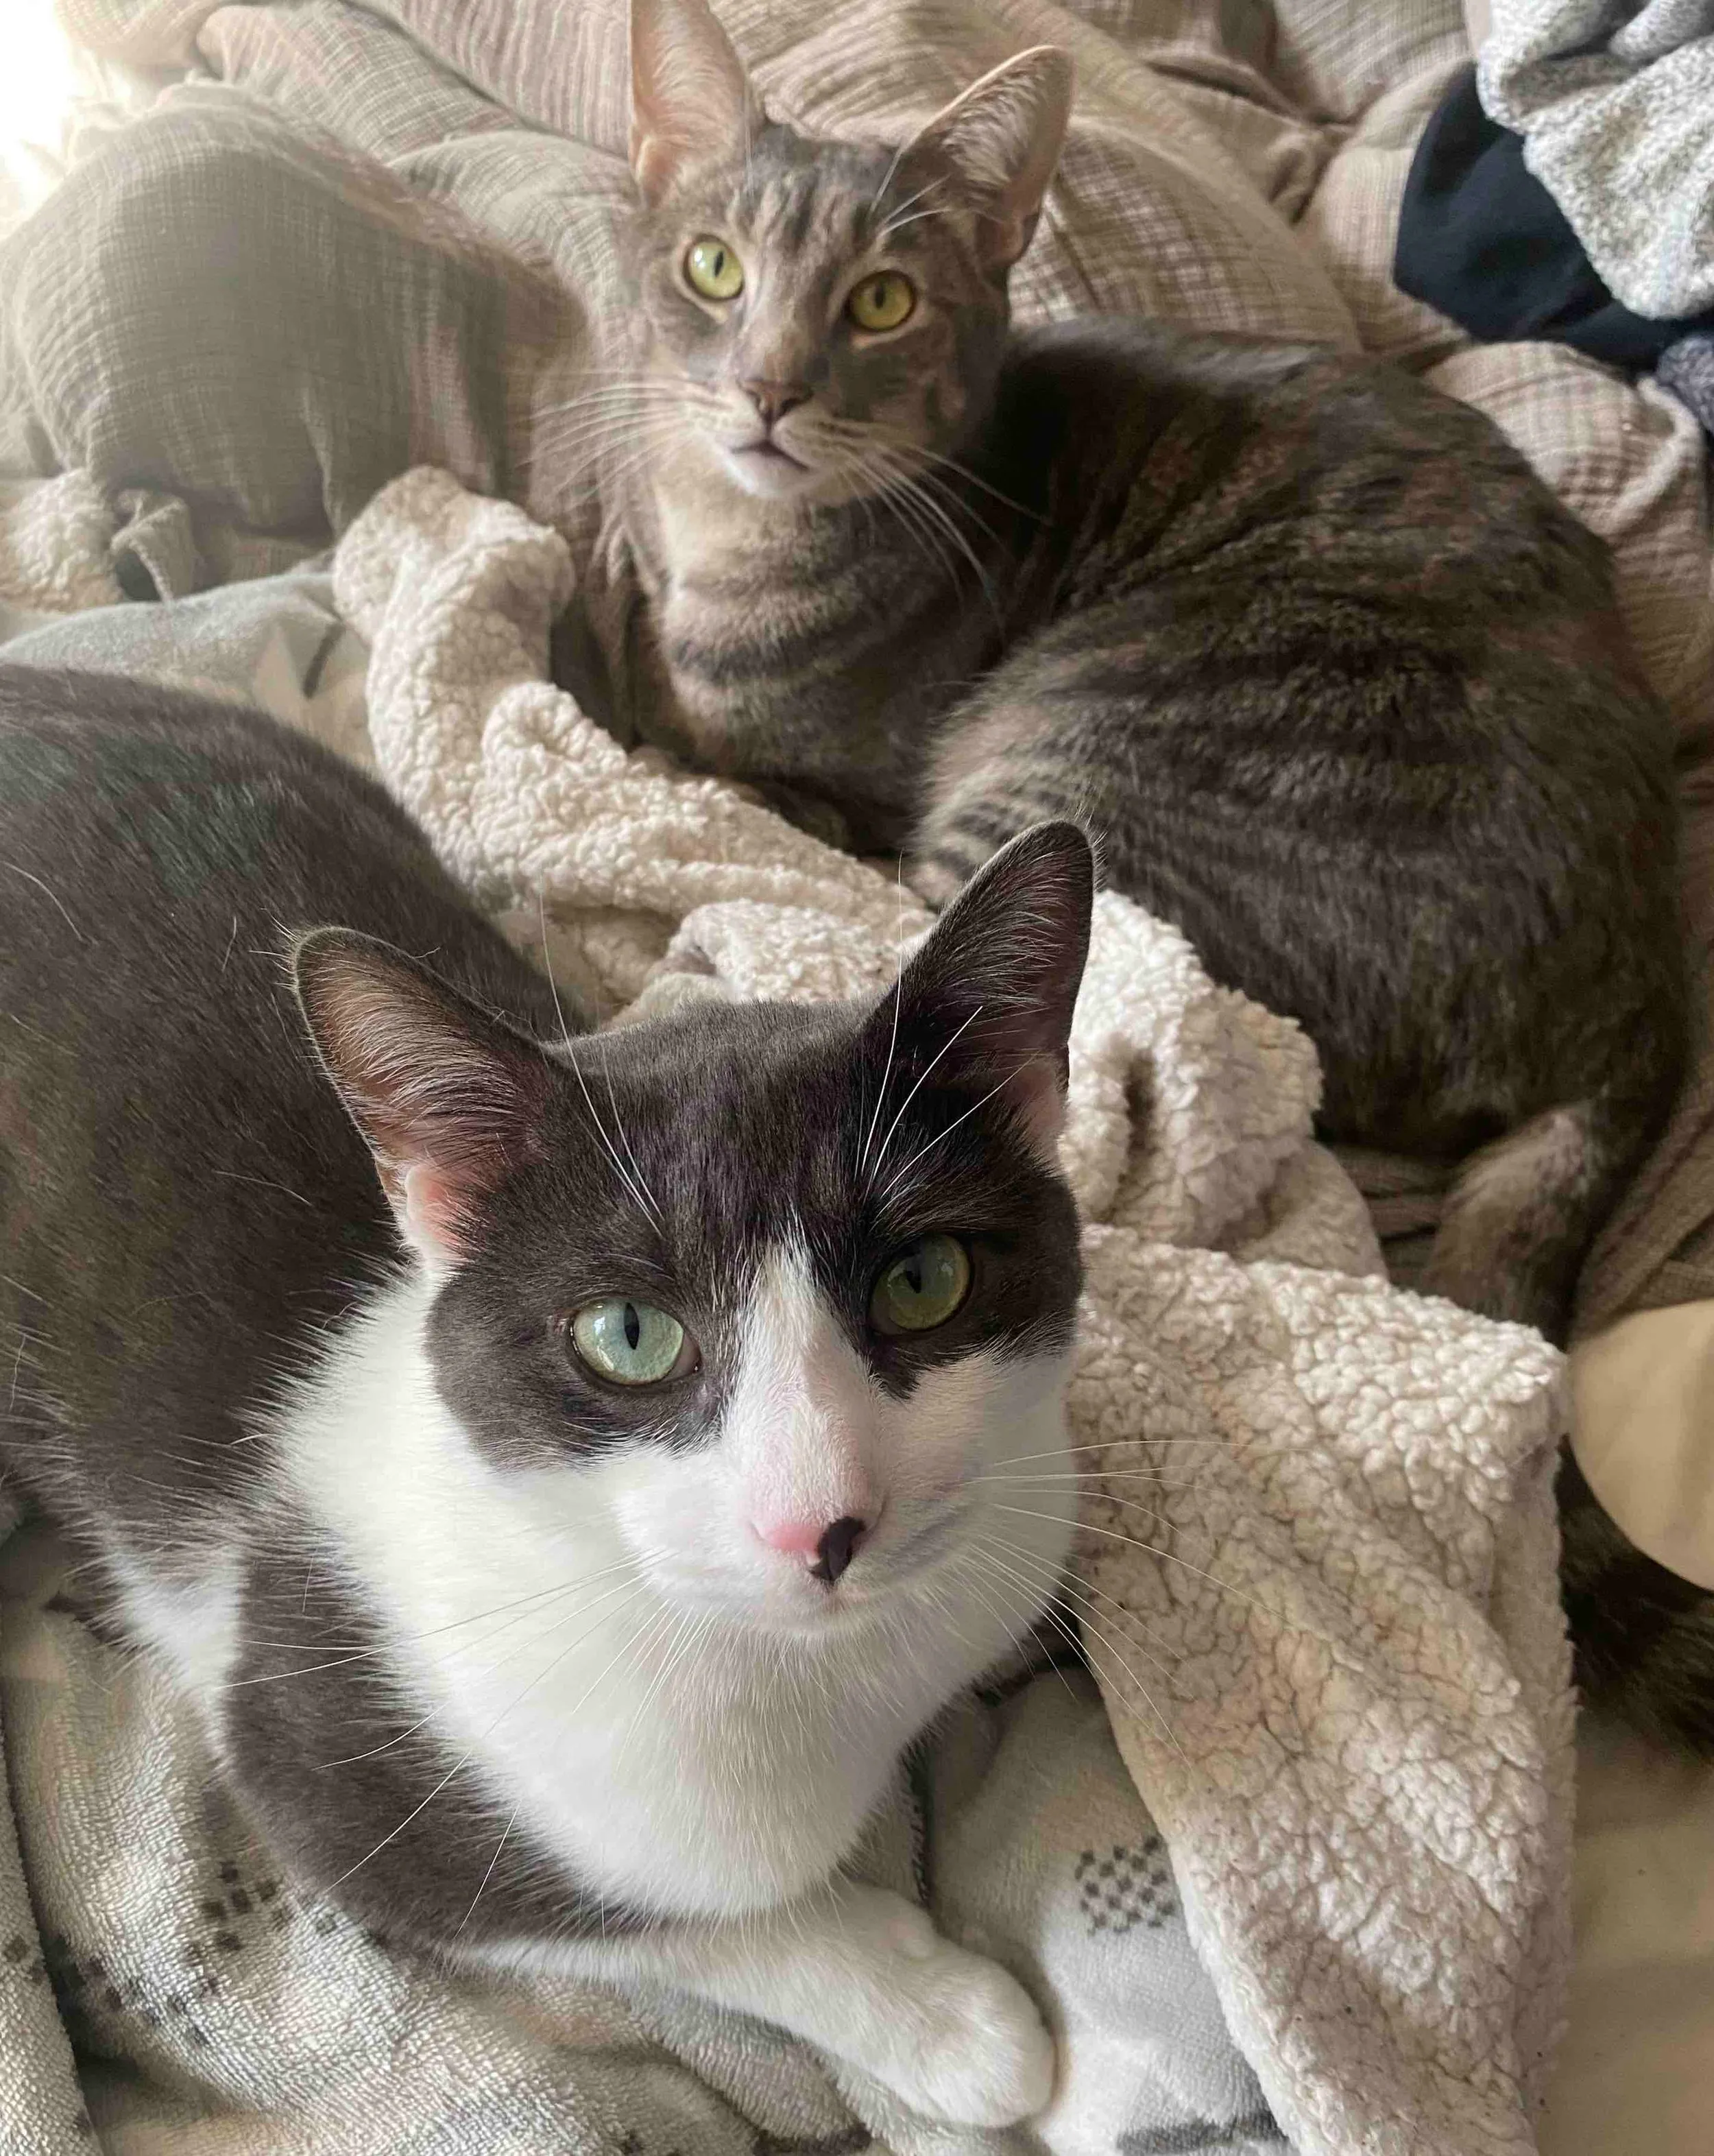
0 466 1572 2156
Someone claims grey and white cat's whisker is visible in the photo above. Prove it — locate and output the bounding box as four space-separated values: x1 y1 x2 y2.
964 1464 1187 1489
937 1548 1083 1705
974 1529 1184 1671
536 889 654 1225
876 1068 1018 1203
307 1564 647 1767
989 1501 1287 1626
963 1535 1184 1753
321 1577 668 1904
221 1570 631 1686
453 1807 519 1943
602 1040 665 1234
861 1000 985 1193
854 868 907 1178
969 1537 1187 1734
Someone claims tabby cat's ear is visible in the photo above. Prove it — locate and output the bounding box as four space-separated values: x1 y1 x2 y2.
904 46 1073 272
629 0 760 208
293 930 551 1271
879 822 1094 1163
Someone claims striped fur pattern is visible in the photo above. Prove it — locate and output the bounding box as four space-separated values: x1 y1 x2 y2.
606 1 1701 1741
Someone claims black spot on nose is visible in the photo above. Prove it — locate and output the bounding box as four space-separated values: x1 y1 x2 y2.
809 1516 866 1586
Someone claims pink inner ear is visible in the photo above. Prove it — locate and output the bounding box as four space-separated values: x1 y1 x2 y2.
1006 1053 1069 1161
398 1162 466 1262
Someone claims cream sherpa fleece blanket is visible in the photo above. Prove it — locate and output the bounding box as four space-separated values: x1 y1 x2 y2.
0 466 1571 2156
343 469 1578 2148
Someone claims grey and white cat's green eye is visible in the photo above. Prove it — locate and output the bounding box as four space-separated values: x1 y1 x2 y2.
684 236 744 300
846 270 916 333
870 1234 971 1334
569 1298 696 1385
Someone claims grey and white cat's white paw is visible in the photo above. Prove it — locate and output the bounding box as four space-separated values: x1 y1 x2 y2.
836 1898 1057 2127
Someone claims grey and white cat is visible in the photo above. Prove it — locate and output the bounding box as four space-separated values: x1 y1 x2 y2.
0 665 1096 2126
588 0 1683 1353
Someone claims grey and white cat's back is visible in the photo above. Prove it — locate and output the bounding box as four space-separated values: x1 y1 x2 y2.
0 664 541 1509
0 662 1095 2124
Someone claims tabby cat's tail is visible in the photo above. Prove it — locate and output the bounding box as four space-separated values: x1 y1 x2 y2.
1421 1090 1714 1752
1418 1101 1609 1334
1558 1452 1714 1752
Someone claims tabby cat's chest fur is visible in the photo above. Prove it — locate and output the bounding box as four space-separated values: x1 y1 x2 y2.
625 472 1006 848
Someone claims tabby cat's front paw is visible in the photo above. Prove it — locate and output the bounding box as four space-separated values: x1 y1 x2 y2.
858 1906 1056 2126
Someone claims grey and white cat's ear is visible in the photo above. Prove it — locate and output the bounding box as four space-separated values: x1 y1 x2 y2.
904 46 1073 272
629 0 762 207
293 930 549 1270
882 822 1094 1162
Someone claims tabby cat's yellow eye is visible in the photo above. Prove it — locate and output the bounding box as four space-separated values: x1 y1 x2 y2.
870 1234 971 1335
685 236 744 300
570 1299 696 1385
847 271 917 333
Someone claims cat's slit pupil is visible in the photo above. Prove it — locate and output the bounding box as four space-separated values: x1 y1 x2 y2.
623 1302 641 1351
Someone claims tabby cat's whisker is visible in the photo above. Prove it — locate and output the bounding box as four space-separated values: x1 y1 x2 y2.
862 457 963 590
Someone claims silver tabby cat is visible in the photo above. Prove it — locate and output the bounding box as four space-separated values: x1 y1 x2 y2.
595 0 1683 1351
583 0 1701 1747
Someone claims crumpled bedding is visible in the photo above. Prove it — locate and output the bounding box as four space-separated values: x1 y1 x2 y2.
0 465 1571 2156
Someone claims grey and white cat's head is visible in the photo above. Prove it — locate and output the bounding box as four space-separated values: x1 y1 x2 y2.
289 824 1092 1646
620 0 1072 505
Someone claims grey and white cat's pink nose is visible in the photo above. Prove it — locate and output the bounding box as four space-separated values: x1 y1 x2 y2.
740 379 809 426
753 1513 869 1585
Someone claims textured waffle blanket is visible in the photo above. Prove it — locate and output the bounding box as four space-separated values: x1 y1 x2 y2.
0 466 1571 2156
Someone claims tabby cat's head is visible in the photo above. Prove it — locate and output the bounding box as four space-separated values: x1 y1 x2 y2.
623 0 1072 504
